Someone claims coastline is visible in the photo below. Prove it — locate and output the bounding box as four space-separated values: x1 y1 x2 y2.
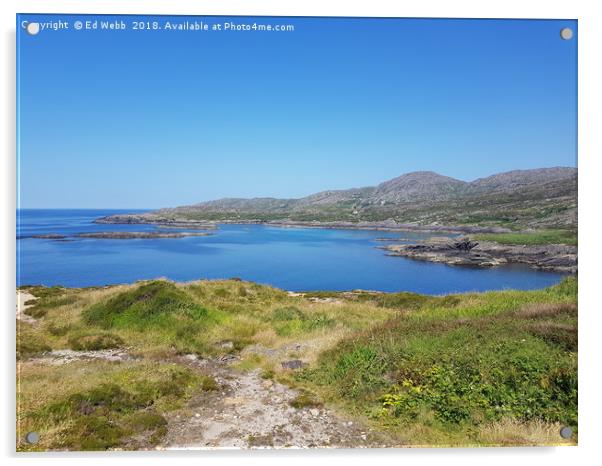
94 213 511 235
93 213 576 273
382 236 577 274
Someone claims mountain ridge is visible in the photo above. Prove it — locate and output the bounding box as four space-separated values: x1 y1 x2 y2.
100 167 577 230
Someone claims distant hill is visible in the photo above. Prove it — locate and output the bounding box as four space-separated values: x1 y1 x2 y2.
101 167 577 229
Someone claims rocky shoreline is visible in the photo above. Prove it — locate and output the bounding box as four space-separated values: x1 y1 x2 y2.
382 237 577 273
94 214 216 230
94 213 511 235
24 231 212 240
76 231 212 239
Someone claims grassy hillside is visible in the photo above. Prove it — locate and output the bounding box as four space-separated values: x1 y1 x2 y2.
175 170 577 229
100 168 577 230
297 279 577 445
474 229 577 246
17 278 577 450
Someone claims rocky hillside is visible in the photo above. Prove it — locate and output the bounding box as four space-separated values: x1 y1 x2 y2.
99 167 577 229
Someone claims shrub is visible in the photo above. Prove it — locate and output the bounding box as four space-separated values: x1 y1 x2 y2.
46 323 72 336
34 366 200 450
122 411 168 445
17 334 51 359
303 280 577 432
289 390 323 409
60 415 124 451
82 281 209 329
68 333 124 351
24 293 78 319
200 375 219 391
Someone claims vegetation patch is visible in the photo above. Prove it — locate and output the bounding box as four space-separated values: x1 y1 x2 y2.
46 322 72 337
81 280 228 356
23 290 78 318
270 306 335 336
474 229 577 246
303 291 460 310
298 278 577 444
68 333 124 351
17 277 576 448
20 365 199 451
17 331 51 359
83 281 209 329
199 375 220 391
289 390 323 409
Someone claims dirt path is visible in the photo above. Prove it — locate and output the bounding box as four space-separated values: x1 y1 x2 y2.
16 291 37 325
163 358 385 449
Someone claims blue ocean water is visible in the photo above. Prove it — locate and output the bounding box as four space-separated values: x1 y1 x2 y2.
16 209 567 294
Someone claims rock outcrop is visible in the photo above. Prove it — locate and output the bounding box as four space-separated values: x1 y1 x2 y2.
384 237 577 273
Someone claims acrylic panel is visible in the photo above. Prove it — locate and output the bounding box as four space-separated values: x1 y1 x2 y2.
16 14 577 450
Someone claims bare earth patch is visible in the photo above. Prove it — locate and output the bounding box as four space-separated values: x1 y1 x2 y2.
27 349 136 366
163 357 386 449
16 291 38 324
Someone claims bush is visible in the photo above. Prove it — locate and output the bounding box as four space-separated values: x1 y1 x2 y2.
122 411 168 445
35 366 200 450
289 390 323 409
68 333 124 351
46 323 72 336
83 281 209 329
24 290 78 319
303 279 578 431
17 334 51 359
60 415 124 451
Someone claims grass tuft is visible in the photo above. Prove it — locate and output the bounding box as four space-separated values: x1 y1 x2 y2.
68 333 124 351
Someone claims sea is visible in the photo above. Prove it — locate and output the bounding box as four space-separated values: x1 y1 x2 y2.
16 209 567 294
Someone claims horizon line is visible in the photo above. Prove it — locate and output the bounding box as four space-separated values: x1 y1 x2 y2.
18 165 577 211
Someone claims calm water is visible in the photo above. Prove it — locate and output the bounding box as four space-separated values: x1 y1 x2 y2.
17 209 566 293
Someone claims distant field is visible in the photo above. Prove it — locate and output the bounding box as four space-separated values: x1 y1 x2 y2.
474 229 577 246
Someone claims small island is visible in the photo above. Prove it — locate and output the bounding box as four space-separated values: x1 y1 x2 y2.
24 231 213 240
76 231 212 240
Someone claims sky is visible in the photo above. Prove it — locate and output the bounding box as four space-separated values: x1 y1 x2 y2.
17 15 577 209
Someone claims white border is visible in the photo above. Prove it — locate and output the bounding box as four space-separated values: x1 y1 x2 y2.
3 1 601 465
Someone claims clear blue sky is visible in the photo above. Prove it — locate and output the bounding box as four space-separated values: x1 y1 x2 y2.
17 15 577 209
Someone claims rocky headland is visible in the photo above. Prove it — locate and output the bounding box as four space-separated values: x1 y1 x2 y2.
383 237 577 273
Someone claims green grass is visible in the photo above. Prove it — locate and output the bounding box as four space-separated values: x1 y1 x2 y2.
296 278 577 445
82 281 211 329
18 277 577 448
17 328 51 359
474 229 577 246
19 363 200 451
289 389 323 409
68 333 124 351
269 306 336 336
81 280 227 355
24 293 79 319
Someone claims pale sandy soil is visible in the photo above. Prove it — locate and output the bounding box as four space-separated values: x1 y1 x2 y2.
163 356 387 449
16 291 37 325
27 349 136 366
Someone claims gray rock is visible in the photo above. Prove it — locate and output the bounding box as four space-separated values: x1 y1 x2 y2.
385 236 577 273
281 360 307 370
